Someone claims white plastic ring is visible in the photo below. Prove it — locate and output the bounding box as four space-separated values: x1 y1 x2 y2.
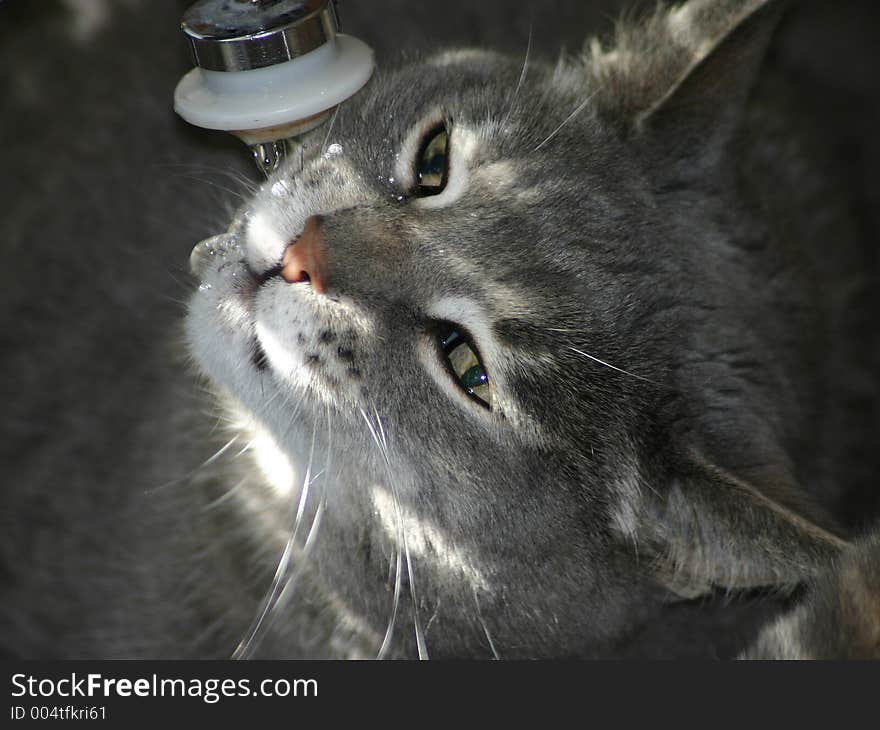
174 34 374 133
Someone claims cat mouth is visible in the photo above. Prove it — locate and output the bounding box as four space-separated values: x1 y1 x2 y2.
248 265 283 371
256 263 284 286
206 253 271 372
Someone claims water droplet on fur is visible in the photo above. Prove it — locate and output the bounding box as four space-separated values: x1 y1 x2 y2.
324 143 343 158
190 233 236 277
271 180 289 197
250 140 285 177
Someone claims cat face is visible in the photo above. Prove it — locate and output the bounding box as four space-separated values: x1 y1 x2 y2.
188 51 657 656
186 0 843 657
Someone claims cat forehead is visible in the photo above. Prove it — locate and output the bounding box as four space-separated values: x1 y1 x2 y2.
349 51 536 131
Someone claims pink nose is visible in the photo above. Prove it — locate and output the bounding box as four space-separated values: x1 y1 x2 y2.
281 215 327 294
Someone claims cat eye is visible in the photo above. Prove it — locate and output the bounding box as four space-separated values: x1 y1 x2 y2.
415 124 449 196
434 321 492 408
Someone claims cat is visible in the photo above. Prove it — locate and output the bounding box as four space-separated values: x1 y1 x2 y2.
1 0 877 659
182 0 879 659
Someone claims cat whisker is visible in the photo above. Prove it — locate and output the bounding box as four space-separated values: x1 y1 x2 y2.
377 544 403 659
373 407 428 660
259 360 314 420
502 22 533 128
320 105 342 156
425 597 442 634
533 87 602 152
254 406 332 653
566 346 662 387
231 420 318 659
202 477 248 510
158 293 193 309
201 434 240 468
268 487 326 641
164 172 253 203
154 161 259 195
162 267 195 299
232 437 256 459
143 433 242 494
360 408 403 660
261 374 289 410
473 587 501 660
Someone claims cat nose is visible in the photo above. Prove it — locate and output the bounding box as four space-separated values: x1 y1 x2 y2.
280 214 328 294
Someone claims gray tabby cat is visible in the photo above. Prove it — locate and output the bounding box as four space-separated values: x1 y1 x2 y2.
2 0 877 659
183 0 878 658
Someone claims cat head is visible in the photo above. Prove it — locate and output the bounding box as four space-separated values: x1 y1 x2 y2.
186 0 844 657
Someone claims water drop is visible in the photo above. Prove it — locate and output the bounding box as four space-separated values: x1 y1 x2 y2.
190 233 236 277
271 180 289 197
250 140 285 177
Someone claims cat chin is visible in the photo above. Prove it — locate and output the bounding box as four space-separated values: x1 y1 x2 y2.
251 278 376 409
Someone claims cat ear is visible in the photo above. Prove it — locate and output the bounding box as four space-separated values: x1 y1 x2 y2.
633 447 847 598
591 0 786 169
